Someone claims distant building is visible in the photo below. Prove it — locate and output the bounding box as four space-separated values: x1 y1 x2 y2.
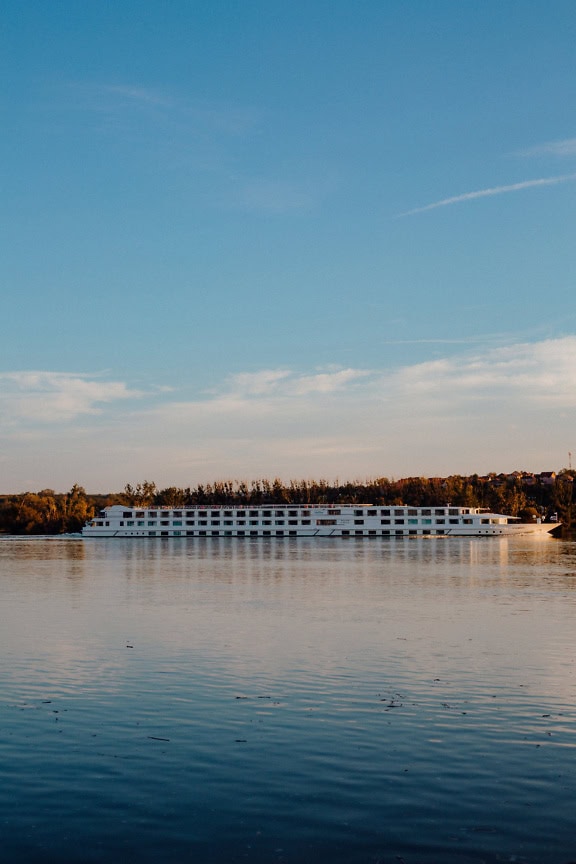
538 471 557 485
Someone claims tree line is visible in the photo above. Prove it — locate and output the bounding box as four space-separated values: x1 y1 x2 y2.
0 472 573 534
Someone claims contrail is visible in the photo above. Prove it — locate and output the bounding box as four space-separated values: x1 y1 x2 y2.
399 172 576 217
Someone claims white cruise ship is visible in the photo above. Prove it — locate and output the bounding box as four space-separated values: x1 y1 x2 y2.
82 504 556 538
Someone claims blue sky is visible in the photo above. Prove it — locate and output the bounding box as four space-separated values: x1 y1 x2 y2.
2 1 576 491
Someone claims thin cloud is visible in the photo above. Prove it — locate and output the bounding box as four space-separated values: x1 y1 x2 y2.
0 371 145 424
519 138 576 158
399 172 576 217
3 339 576 489
225 367 370 398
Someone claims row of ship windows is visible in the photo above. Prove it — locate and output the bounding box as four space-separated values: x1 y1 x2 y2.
95 517 474 528
115 507 467 519
107 529 460 537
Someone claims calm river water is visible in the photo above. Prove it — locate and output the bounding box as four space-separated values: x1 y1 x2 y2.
1 535 575 864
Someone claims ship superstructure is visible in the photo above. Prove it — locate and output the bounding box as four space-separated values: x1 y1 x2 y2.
82 504 556 538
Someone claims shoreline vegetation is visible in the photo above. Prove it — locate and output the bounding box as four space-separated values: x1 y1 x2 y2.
0 472 574 535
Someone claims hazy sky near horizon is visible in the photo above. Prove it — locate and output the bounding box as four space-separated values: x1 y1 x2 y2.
2 1 576 491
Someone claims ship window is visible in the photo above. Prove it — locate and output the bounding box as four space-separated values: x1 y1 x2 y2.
289 530 297 536
368 530 376 535
463 518 473 524
327 509 341 515
263 511 271 517
302 511 311 517
211 511 219 517
224 520 233 526
186 520 194 525
355 530 364 535
250 530 258 536
317 519 336 525
301 519 311 525
136 511 144 518
161 531 169 536
211 531 219 536
381 529 390 535
449 519 459 524
423 529 431 535
395 519 405 525
262 520 271 525
236 511 245 517
127 520 134 526
224 531 232 536
186 530 194 536
173 530 181 536
119 521 124 526
161 520 169 526
409 530 417 535
211 520 220 526
275 511 285 516
408 519 418 524
341 530 350 535
395 530 404 535
148 531 156 536
123 511 132 518
435 509 445 515
161 511 170 517
436 519 445 525
288 520 297 525
394 509 405 517
199 530 207 536
381 509 390 516
173 511 182 517
263 530 271 536
185 511 195 517
354 519 364 525
237 530 245 536
224 511 232 517
408 509 418 516
354 510 364 516
422 518 431 525
149 512 157 518
367 510 377 516
421 509 431 516
436 529 445 535
250 511 259 517
137 521 145 526
449 509 458 516
381 519 390 525
199 520 207 526
173 520 182 526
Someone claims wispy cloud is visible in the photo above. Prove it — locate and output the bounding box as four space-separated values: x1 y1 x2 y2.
225 177 318 214
3 338 576 489
399 172 576 217
519 138 576 158
226 368 370 398
0 371 145 424
51 80 319 213
60 81 260 136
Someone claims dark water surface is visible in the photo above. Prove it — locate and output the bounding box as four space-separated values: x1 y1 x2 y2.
1 536 575 863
